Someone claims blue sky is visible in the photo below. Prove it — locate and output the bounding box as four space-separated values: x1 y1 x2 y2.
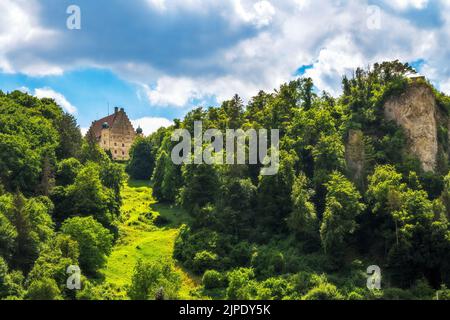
0 0 449 134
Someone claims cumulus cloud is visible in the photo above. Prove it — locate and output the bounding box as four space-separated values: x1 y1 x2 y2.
385 0 429 10
34 88 78 114
0 0 59 75
144 78 202 107
80 127 89 136
16 86 30 93
1 0 450 110
232 0 276 28
131 117 173 135
138 0 450 103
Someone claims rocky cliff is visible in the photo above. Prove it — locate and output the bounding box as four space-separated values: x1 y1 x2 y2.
383 80 439 172
345 129 366 188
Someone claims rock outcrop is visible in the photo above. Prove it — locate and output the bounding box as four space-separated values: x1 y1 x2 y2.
345 129 365 188
383 81 438 172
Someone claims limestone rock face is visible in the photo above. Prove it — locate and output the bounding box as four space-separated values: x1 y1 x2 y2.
345 129 365 188
383 83 438 172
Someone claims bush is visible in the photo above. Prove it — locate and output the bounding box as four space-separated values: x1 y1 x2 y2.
202 270 224 290
26 278 62 300
382 288 416 300
126 137 155 180
77 280 127 300
290 272 314 296
251 248 285 279
61 216 113 274
173 226 223 273
226 268 258 300
436 285 450 300
229 241 253 267
347 291 365 300
258 277 293 300
302 282 344 300
411 279 434 300
0 257 25 299
193 250 218 274
56 158 81 186
128 259 181 300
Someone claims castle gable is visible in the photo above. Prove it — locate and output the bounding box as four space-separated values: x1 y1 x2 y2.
87 107 137 161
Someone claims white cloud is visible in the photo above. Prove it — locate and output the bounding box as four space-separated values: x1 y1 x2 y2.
231 0 276 28
2 0 450 110
304 35 367 96
0 0 59 75
146 0 166 11
80 127 89 136
144 78 200 107
131 117 173 135
294 0 311 10
34 88 78 114
385 0 429 10
16 86 30 93
133 0 450 105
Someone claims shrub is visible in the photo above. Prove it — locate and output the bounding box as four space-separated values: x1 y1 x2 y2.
436 285 450 300
302 282 344 300
61 216 113 274
174 226 222 273
411 279 434 300
229 241 253 267
347 291 365 300
202 270 224 290
251 248 285 279
291 272 314 296
0 257 25 299
26 278 62 300
127 259 181 300
382 288 416 300
77 280 127 300
226 268 258 300
258 277 293 300
193 250 218 274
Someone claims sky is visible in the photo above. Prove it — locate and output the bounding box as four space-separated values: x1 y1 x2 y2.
0 0 449 135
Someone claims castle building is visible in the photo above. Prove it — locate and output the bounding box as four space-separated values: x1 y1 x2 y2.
87 107 143 161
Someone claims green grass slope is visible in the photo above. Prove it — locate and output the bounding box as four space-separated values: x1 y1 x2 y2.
100 179 201 299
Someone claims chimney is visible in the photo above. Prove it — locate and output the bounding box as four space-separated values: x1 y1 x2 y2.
120 107 124 112
114 107 119 114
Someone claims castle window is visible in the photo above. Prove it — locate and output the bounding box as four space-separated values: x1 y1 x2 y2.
114 143 117 146
122 151 125 155
122 143 125 147
115 150 117 154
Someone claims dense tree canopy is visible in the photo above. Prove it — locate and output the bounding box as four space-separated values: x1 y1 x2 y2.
0 90 123 299
140 61 450 299
2 61 450 300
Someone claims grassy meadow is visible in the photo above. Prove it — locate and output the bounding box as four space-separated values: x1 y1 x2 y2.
100 179 201 299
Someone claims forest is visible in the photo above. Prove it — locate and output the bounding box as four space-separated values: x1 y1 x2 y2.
1 60 450 300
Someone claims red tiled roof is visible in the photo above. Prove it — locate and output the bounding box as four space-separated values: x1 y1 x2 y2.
89 113 118 139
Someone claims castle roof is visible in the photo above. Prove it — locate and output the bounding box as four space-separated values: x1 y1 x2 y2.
89 113 119 139
87 107 135 139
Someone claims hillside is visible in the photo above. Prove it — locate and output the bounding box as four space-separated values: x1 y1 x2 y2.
100 179 201 299
1 61 450 300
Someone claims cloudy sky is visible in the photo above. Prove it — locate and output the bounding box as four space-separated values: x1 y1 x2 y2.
0 0 449 134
